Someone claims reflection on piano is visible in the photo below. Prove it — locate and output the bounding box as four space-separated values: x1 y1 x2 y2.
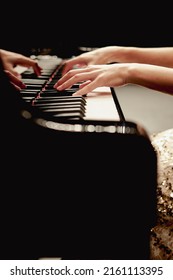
0 54 157 260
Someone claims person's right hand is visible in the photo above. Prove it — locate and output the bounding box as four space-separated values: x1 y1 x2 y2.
54 63 130 97
0 49 42 90
0 49 42 78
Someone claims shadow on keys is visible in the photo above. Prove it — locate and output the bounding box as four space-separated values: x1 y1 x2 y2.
0 65 157 260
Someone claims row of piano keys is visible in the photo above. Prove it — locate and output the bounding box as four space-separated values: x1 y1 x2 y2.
19 56 86 120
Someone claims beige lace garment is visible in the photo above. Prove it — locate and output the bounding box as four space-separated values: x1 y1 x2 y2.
150 128 173 259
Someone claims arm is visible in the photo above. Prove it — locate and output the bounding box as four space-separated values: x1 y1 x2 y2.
54 63 173 96
61 46 173 75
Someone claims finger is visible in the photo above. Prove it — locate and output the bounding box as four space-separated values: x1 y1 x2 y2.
62 58 87 75
15 57 42 76
10 82 22 91
9 70 22 79
72 81 98 96
79 80 91 88
55 72 93 91
32 62 42 76
24 60 42 76
54 67 94 89
5 70 26 89
61 61 76 76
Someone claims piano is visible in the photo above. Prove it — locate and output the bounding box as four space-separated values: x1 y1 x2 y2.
0 53 157 260
15 54 123 122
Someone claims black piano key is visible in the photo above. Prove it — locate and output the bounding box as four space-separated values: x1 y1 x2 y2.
33 101 85 108
25 84 44 90
35 104 85 115
33 103 84 120
40 91 74 97
37 106 85 116
37 75 51 80
46 81 57 87
71 83 80 89
33 97 86 110
33 96 86 105
32 98 85 114
20 90 40 102
22 79 47 85
22 70 37 79
20 89 40 94
21 97 34 102
22 73 51 80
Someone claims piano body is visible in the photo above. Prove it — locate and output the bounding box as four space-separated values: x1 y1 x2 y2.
0 54 157 260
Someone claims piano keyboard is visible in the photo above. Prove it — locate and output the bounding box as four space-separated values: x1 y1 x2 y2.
16 55 122 123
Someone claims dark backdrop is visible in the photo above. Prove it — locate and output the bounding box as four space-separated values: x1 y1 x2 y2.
1 2 173 57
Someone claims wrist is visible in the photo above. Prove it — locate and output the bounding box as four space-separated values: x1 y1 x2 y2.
126 63 139 84
111 46 138 63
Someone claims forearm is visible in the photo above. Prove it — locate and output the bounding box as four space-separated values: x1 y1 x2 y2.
109 46 173 68
127 63 173 95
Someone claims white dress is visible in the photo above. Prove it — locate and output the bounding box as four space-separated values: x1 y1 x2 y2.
150 128 173 259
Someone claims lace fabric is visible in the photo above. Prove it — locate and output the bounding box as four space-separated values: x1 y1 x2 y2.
150 128 173 259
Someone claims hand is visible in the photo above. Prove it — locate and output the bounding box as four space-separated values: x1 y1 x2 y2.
54 63 129 96
61 46 119 76
4 70 27 91
0 49 42 90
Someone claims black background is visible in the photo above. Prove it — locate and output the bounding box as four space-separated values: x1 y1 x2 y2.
1 2 173 57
